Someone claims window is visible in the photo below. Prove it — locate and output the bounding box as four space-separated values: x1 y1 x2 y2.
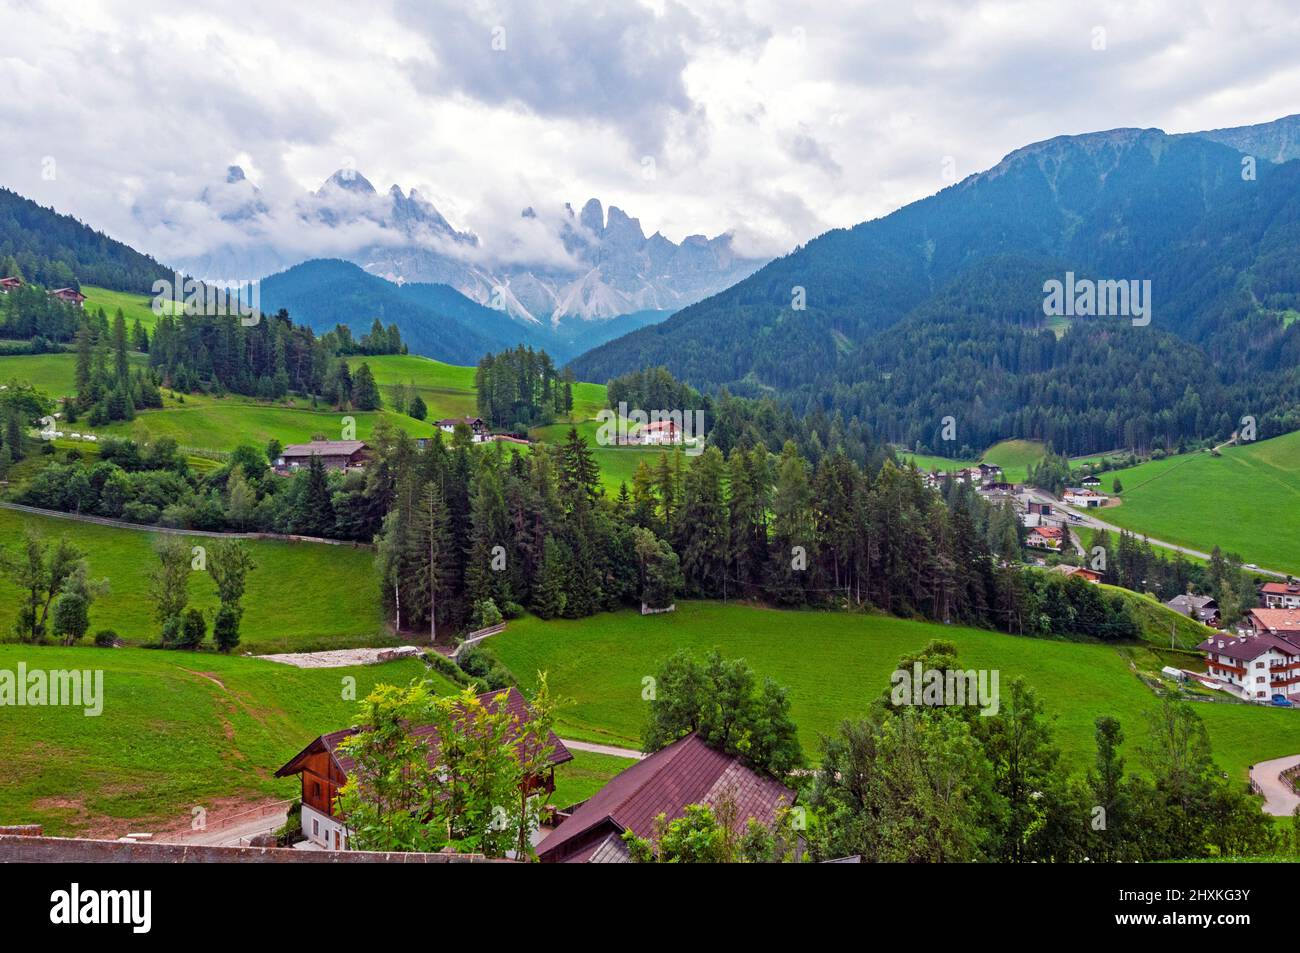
313 818 319 836
1256 661 1265 668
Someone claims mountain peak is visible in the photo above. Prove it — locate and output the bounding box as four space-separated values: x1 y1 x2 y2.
580 198 604 234
321 168 376 195
226 165 247 184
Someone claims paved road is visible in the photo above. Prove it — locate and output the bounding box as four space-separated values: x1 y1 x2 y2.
1022 489 1290 579
1250 754 1300 816
560 739 644 760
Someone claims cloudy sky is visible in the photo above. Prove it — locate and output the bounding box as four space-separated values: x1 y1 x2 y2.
2 0 1298 272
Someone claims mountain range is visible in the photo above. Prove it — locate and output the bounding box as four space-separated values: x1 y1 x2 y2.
570 115 1300 455
176 166 766 330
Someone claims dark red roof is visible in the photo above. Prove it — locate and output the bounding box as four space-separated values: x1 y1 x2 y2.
536 733 793 861
1198 631 1300 662
274 686 571 778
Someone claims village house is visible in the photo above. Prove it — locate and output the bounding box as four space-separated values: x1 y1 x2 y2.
275 440 370 473
1080 475 1102 488
536 733 794 863
1197 630 1300 703
1164 593 1222 628
47 287 86 308
0 276 22 294
436 416 490 442
1052 565 1103 584
274 687 572 850
1063 487 1109 508
1026 525 1065 550
1260 581 1300 610
1248 608 1300 641
638 419 682 445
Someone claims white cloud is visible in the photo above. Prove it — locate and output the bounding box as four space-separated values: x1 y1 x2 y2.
1 0 1298 270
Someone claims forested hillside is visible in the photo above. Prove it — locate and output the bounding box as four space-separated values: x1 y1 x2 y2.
572 125 1300 455
0 187 171 292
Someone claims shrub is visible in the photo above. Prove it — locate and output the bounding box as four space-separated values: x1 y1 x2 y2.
177 607 206 649
471 598 503 630
456 645 513 690
93 629 118 647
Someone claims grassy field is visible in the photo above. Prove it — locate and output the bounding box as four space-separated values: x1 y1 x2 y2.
1098 431 1300 575
552 750 638 810
82 285 174 333
0 645 450 835
0 351 147 398
0 509 390 654
92 391 441 455
899 438 1046 484
488 601 1300 780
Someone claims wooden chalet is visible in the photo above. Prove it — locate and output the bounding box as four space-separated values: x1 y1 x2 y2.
47 287 86 307
274 686 572 849
275 439 370 473
0 277 22 294
536 733 793 864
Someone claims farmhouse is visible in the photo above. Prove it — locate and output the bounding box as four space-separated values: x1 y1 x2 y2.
1026 526 1065 550
1260 581 1300 610
0 277 21 293
638 419 681 445
1063 488 1108 507
275 440 370 473
274 686 572 850
47 287 86 307
1080 475 1102 488
1052 565 1102 584
1197 631 1300 702
436 416 489 442
536 733 793 863
1164 593 1222 628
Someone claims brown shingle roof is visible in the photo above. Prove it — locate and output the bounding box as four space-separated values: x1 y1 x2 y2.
536 733 793 862
1197 632 1300 661
280 440 368 457
274 686 571 778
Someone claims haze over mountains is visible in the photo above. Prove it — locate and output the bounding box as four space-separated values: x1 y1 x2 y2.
175 165 766 330
572 114 1300 456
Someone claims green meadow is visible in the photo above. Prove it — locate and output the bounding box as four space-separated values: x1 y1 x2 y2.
900 438 1047 484
0 351 146 398
0 646 451 835
1098 431 1300 575
82 285 174 333
0 509 389 654
488 601 1300 780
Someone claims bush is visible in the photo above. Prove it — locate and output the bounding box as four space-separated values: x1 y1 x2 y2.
471 598 503 630
177 607 206 649
213 604 241 653
93 629 118 647
500 601 525 620
456 645 514 690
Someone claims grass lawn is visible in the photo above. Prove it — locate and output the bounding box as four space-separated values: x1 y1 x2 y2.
0 508 390 654
488 601 1300 780
551 750 638 810
1098 431 1300 575
0 645 453 835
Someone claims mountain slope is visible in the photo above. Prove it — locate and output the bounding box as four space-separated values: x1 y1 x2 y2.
258 259 501 365
0 186 171 292
570 119 1300 455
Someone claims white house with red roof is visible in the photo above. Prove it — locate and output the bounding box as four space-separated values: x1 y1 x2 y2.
1026 525 1065 550
1260 581 1300 610
1197 629 1300 702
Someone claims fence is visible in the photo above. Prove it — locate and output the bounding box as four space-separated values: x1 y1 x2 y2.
452 623 507 660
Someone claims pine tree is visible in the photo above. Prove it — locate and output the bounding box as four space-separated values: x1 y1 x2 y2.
531 536 568 620
352 362 381 410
